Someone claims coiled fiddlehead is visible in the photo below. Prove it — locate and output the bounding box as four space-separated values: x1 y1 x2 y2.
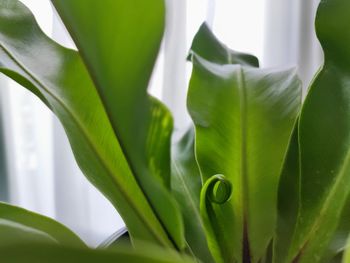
200 174 233 263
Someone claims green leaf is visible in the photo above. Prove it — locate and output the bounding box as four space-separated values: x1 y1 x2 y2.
284 0 350 261
51 0 184 250
147 97 173 189
329 253 343 263
0 202 84 246
320 195 350 262
187 55 301 262
200 174 234 263
0 243 197 263
0 0 174 248
273 125 300 263
343 236 350 263
189 23 259 67
0 221 56 246
171 126 213 263
172 24 260 262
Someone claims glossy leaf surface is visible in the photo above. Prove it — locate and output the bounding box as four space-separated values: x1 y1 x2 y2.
284 0 350 261
0 202 84 247
0 0 173 248
51 0 184 249
187 55 301 262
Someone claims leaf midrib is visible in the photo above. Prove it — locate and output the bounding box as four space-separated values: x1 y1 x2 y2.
238 66 249 219
237 66 251 262
0 43 170 247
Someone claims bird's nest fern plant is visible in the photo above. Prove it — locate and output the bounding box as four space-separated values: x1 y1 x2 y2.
0 0 349 262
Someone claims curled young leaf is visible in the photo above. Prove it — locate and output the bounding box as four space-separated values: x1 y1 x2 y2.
200 174 233 263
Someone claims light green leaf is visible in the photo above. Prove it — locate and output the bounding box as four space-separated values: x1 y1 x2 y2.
51 0 184 250
343 237 350 263
0 243 197 263
284 0 350 261
188 55 301 262
0 202 84 247
0 0 174 248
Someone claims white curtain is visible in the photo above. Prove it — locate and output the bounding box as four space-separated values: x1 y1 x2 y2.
264 0 323 90
0 0 322 246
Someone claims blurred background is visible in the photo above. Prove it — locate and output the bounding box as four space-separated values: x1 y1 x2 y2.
0 0 322 246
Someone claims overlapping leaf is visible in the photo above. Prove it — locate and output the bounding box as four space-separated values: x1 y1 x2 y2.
273 125 300 263
51 0 184 249
171 25 261 263
0 0 174 248
0 202 84 247
279 0 350 262
0 243 196 263
171 126 213 262
187 53 301 262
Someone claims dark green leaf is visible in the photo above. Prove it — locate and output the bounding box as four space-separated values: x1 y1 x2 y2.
273 125 300 263
284 0 350 261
